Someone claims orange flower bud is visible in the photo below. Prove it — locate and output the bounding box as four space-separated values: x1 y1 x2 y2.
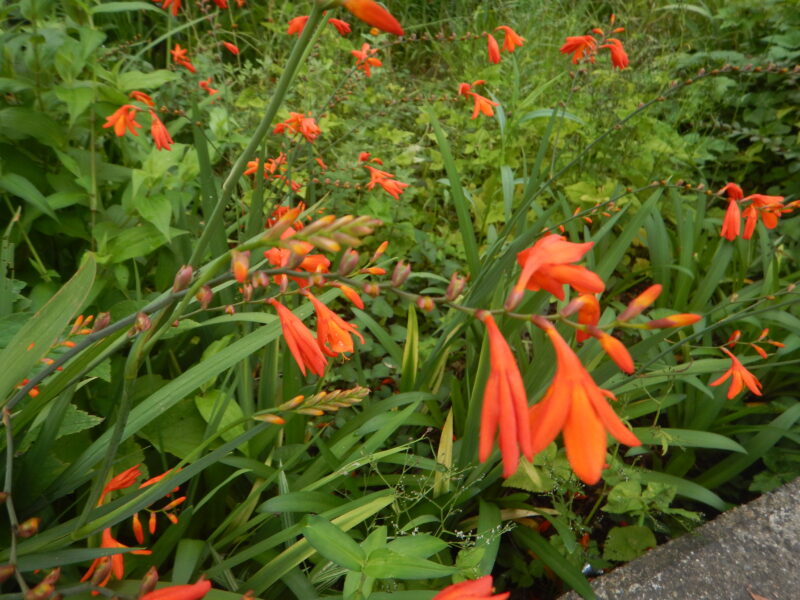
17 516 42 538
503 287 525 312
370 240 389 263
363 283 380 297
446 272 467 301
727 330 741 347
337 283 365 309
391 261 411 286
645 313 702 329
139 566 160 597
132 512 145 544
196 285 213 310
337 249 361 276
165 512 179 525
231 250 250 283
25 581 54 600
253 414 286 425
139 578 211 600
149 511 158 534
162 496 187 511
416 296 435 312
0 564 15 584
618 284 662 321
172 265 193 293
595 330 635 374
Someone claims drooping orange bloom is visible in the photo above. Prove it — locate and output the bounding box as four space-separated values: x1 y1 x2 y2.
140 578 212 600
560 35 597 64
495 25 525 53
720 198 741 241
264 226 330 287
364 164 409 199
199 78 219 95
351 42 382 76
268 298 328 377
152 0 180 17
742 194 786 239
718 182 744 201
433 575 510 600
477 312 533 478
486 33 501 64
574 294 600 342
618 283 662 321
287 15 309 36
97 465 141 506
529 320 641 485
273 112 321 143
593 330 635 374
150 111 173 151
334 282 365 309
510 234 604 306
81 528 151 588
710 347 763 399
130 91 155 107
600 38 628 69
457 81 499 119
230 250 250 283
328 18 351 36
304 291 364 357
102 105 141 137
222 41 239 55
170 44 196 73
341 0 404 36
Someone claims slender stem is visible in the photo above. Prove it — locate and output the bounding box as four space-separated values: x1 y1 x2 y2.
3 409 29 592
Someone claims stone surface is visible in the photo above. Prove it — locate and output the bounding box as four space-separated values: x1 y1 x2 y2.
560 477 800 600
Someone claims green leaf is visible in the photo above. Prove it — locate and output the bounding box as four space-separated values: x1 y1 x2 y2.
387 534 447 559
194 390 246 443
399 304 418 392
260 491 346 514
0 107 67 147
91 1 166 13
54 83 96 126
603 526 656 562
363 548 458 580
117 70 179 92
632 427 746 454
304 515 366 572
0 254 95 403
0 173 57 220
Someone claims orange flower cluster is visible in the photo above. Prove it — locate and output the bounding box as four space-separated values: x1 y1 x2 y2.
710 347 762 399
102 91 173 151
351 42 382 77
170 43 196 73
458 80 499 119
717 182 792 241
560 15 628 69
485 26 525 65
273 112 322 143
243 153 301 191
287 15 353 37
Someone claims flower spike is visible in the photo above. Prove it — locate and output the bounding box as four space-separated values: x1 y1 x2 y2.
710 347 762 399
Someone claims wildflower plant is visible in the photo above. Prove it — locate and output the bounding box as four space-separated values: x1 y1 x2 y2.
0 1 798 600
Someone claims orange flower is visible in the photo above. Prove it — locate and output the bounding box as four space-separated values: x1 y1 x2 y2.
222 41 239 55
495 25 525 53
98 464 141 505
81 528 151 588
130 91 155 106
560 35 597 64
364 164 409 199
477 312 533 478
274 112 321 143
150 111 173 151
140 578 211 600
486 33 501 64
742 194 786 239
529 320 641 485
457 80 499 119
304 291 364 357
328 18 351 36
231 250 250 283
600 38 628 69
334 282 364 309
212 0 228 8
199 78 219 95
433 575 509 600
153 0 180 17
644 313 701 329
102 105 141 137
509 234 604 306
718 182 744 201
618 283 662 321
170 44 196 73
268 298 328 377
720 198 741 241
575 294 600 343
287 15 309 35
593 329 634 374
341 0 404 36
710 347 762 399
351 42 382 76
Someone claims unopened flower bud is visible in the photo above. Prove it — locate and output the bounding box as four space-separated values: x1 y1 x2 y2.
309 236 341 253
503 285 525 312
645 313 702 329
445 272 467 301
92 312 111 333
241 283 253 303
172 265 193 292
416 296 435 312
300 214 336 236
139 566 159 597
264 207 302 241
90 557 113 586
231 250 250 283
254 413 286 425
42 568 60 586
391 261 411 286
135 312 151 333
17 516 42 538
224 305 235 315
0 564 15 584
363 283 380 297
370 241 389 263
253 271 270 289
279 395 305 410
286 251 306 270
24 581 54 600
196 285 213 310
331 231 362 248
337 249 361 276
618 284 662 321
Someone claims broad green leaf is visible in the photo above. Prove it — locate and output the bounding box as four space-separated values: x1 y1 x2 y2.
136 194 173 241
603 526 657 562
117 70 179 91
304 515 365 572
195 390 246 443
0 173 57 220
363 548 458 580
632 427 746 454
387 534 448 559
0 107 67 147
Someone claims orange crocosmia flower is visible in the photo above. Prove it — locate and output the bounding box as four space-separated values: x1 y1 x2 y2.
103 105 141 137
341 0 404 36
129 91 155 107
720 198 741 241
212 0 228 8
150 111 174 151
511 234 604 304
433 575 510 600
560 35 597 64
274 112 321 143
710 347 763 399
267 298 328 377
230 250 250 283
594 330 635 374
600 38 628 69
486 33 501 64
170 44 196 73
199 78 219 95
478 312 533 478
351 43 382 77
98 464 141 505
222 41 239 55
335 283 365 309
153 0 180 17
495 25 525 53
618 283 662 321
304 291 364 357
81 528 151 588
328 18 351 36
575 294 600 343
457 80 499 119
140 578 212 600
644 313 701 329
132 512 145 544
287 15 309 36
718 182 744 201
364 165 409 200
529 321 641 485
742 194 786 239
